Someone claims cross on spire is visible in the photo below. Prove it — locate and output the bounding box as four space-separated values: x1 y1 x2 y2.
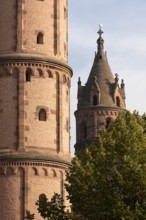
97 24 104 37
97 24 104 51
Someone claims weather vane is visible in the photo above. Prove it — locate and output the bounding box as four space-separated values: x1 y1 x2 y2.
98 24 104 37
99 24 103 30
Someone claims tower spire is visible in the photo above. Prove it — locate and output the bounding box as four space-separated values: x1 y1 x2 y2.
75 27 126 151
97 24 104 51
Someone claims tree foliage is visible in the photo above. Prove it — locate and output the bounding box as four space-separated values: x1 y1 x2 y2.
25 193 71 220
36 193 70 220
25 210 35 220
66 111 146 220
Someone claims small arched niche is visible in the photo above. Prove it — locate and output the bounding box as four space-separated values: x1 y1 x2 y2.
62 75 67 84
26 68 32 82
50 169 57 178
32 167 39 176
105 117 112 129
48 70 53 78
12 67 19 78
39 108 47 121
42 168 48 176
37 68 43 77
6 167 15 175
37 32 44 44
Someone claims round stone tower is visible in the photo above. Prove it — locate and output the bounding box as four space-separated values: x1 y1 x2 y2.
0 0 72 219
75 27 126 151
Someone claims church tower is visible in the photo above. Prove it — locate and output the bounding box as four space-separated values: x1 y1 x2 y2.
75 27 126 151
0 1 72 219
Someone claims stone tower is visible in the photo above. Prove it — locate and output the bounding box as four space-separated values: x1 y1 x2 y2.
75 27 126 150
0 1 72 219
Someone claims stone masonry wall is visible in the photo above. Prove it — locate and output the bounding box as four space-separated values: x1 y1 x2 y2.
0 0 68 62
0 167 24 220
0 61 71 154
0 0 16 52
76 108 119 143
24 65 71 153
0 67 18 151
22 0 68 62
0 162 68 220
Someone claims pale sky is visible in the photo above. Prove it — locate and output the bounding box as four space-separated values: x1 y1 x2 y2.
68 0 146 154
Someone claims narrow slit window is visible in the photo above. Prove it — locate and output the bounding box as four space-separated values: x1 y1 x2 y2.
93 95 97 106
116 96 120 107
39 109 47 121
37 32 44 44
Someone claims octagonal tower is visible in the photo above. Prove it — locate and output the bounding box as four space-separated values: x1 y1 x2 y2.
0 0 72 219
75 27 126 151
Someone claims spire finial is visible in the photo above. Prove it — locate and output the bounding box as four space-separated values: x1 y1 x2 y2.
98 24 104 37
97 24 104 51
115 73 119 84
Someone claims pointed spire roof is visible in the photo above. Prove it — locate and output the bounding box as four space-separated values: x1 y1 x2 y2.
82 26 125 108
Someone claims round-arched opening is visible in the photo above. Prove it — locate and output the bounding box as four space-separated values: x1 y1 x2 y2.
105 117 112 129
37 32 44 44
39 194 46 202
26 68 32 82
39 109 47 121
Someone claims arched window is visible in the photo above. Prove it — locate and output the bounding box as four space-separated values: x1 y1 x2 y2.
105 118 112 129
93 95 97 106
37 68 43 77
63 75 66 84
48 70 53 78
39 194 46 202
37 32 44 44
116 96 120 107
26 68 32 82
39 109 47 121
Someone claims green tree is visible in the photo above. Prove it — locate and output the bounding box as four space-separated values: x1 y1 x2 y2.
25 193 71 220
66 111 146 220
25 210 35 220
36 193 70 220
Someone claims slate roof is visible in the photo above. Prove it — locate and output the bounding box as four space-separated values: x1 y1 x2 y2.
78 29 126 109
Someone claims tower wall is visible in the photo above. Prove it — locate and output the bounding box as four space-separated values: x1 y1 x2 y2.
0 162 69 220
0 0 17 51
0 167 24 220
24 65 70 153
0 0 68 62
0 62 71 155
0 67 18 151
0 0 72 219
75 107 119 144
